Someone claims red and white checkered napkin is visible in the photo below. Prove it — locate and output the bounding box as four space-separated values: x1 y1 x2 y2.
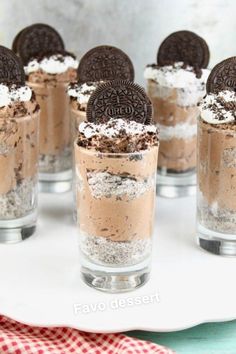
0 315 175 354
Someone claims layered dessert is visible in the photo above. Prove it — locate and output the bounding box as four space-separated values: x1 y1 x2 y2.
145 62 209 172
68 82 102 219
12 24 78 192
0 83 39 219
25 52 78 173
198 89 236 233
68 45 135 218
75 118 158 266
144 30 210 178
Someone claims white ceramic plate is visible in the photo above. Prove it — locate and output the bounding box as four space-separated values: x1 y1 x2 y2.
0 193 235 333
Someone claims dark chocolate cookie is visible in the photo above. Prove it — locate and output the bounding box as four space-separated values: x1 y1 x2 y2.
12 28 27 54
78 45 135 83
157 30 209 68
13 23 65 64
206 57 236 94
0 46 25 85
87 80 152 125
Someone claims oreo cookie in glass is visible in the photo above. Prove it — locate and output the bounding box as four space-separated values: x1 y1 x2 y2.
67 45 135 220
0 46 40 243
13 23 79 193
144 30 210 197
74 80 159 293
197 57 236 256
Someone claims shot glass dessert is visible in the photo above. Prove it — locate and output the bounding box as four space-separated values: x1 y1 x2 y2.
13 24 78 193
0 46 39 243
197 57 236 256
144 30 210 197
75 80 159 292
68 45 135 219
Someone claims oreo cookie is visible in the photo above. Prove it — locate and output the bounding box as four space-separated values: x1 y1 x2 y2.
12 23 65 65
12 28 26 54
206 57 236 94
78 45 135 83
0 46 25 85
87 80 152 125
157 30 209 69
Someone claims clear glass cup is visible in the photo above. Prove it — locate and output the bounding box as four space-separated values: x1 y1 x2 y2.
0 108 39 243
75 144 158 292
70 103 86 221
197 118 236 256
30 81 72 193
71 105 86 143
147 80 201 197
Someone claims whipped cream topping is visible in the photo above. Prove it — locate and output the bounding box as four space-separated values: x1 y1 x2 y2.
25 53 78 75
199 90 236 124
79 118 157 139
144 62 210 89
67 82 100 105
78 118 158 153
0 84 32 108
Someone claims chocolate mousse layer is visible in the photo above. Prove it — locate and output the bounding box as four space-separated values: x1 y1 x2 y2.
0 85 39 219
75 118 158 265
198 90 236 233
25 53 78 174
145 62 209 173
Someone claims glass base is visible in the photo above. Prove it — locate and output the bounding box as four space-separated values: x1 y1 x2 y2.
0 212 37 244
157 168 196 198
81 254 150 293
73 210 77 223
81 267 150 293
39 170 72 193
197 223 236 256
72 182 77 223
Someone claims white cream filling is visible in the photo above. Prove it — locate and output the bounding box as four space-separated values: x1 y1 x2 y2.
152 84 206 107
157 122 197 141
87 171 155 199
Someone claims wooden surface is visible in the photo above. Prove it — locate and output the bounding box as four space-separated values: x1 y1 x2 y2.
128 321 236 353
